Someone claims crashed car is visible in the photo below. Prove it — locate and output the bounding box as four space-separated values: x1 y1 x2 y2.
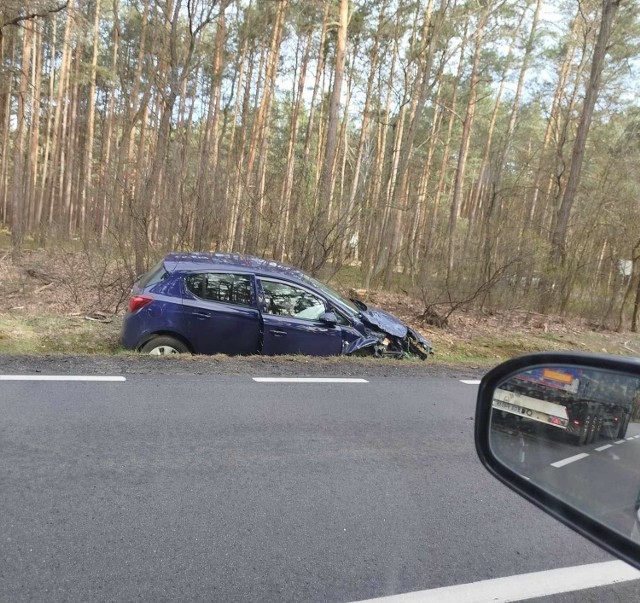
121 252 433 360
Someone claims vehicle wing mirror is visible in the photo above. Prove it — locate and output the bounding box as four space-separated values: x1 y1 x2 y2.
475 352 640 570
320 312 338 326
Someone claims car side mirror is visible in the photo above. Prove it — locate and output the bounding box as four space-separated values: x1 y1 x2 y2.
475 352 640 571
320 312 338 326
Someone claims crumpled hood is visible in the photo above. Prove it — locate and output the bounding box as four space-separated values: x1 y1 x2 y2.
359 307 409 338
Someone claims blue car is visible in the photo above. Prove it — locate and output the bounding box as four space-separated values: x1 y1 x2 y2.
121 253 433 359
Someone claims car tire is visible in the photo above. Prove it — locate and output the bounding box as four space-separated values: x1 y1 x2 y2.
587 405 603 444
575 404 590 446
140 336 190 356
617 411 631 439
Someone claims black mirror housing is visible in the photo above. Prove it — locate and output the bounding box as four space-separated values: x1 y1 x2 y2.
320 312 338 326
476 352 640 571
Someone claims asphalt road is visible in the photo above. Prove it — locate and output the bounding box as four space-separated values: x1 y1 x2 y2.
2 368 640 602
492 421 640 538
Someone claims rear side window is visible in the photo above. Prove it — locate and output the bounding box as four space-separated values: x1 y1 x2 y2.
185 273 253 306
137 260 168 288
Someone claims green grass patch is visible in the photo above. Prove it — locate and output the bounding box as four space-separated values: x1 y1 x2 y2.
427 329 640 366
0 313 122 355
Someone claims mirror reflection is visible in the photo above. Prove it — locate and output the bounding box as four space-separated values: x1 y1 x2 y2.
489 365 640 542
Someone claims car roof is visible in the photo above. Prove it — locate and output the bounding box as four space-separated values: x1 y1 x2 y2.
163 252 311 284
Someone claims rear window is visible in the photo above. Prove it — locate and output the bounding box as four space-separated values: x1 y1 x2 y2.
185 273 253 306
137 260 169 289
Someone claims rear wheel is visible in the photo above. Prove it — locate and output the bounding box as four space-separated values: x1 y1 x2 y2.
575 403 591 446
576 421 589 446
617 411 631 439
587 405 603 444
140 336 189 356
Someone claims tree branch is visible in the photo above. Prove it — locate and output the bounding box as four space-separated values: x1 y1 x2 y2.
1 1 69 30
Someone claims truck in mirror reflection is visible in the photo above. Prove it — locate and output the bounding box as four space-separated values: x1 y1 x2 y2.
491 366 640 446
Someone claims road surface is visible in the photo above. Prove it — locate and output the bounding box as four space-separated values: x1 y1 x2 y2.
1 364 639 602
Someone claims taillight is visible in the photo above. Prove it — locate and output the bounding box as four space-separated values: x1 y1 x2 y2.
128 294 153 313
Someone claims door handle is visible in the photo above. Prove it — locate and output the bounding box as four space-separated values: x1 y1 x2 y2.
269 329 287 336
193 311 212 320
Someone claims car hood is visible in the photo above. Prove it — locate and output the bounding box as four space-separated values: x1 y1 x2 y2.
359 307 409 338
357 305 433 353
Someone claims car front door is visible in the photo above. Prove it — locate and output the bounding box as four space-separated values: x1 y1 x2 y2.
258 279 343 356
182 272 261 355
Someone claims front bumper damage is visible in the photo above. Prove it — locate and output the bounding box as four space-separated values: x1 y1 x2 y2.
344 322 433 360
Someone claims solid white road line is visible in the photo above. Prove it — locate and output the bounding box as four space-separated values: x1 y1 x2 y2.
0 375 126 382
551 452 590 468
252 377 368 383
595 444 613 451
460 379 481 385
352 560 640 603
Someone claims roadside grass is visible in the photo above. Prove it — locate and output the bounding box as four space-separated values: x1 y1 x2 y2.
424 328 640 366
2 310 640 366
0 312 121 355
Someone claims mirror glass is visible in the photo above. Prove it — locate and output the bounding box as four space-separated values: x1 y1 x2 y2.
489 365 640 542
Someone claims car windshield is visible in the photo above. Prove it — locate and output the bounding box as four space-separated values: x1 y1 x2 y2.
301 274 360 315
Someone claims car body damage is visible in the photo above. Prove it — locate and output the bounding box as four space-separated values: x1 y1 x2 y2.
342 303 433 360
359 307 408 338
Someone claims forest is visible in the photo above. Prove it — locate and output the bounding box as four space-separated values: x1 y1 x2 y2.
1 0 640 328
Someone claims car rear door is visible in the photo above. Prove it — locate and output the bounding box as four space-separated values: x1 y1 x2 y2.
257 278 343 356
182 272 261 355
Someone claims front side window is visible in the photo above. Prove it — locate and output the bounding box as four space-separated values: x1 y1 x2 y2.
185 273 253 306
261 280 326 321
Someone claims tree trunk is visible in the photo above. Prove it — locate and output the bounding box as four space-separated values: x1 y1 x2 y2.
525 9 581 237
81 0 102 235
275 29 312 261
550 0 621 264
381 0 437 289
481 0 542 280
242 0 287 254
311 0 348 273
10 20 33 255
361 12 400 288
446 11 486 279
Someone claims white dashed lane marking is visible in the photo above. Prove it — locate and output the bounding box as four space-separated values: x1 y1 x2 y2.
554 433 639 466
351 560 640 603
460 379 481 385
550 452 590 468
253 377 368 383
0 375 126 382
